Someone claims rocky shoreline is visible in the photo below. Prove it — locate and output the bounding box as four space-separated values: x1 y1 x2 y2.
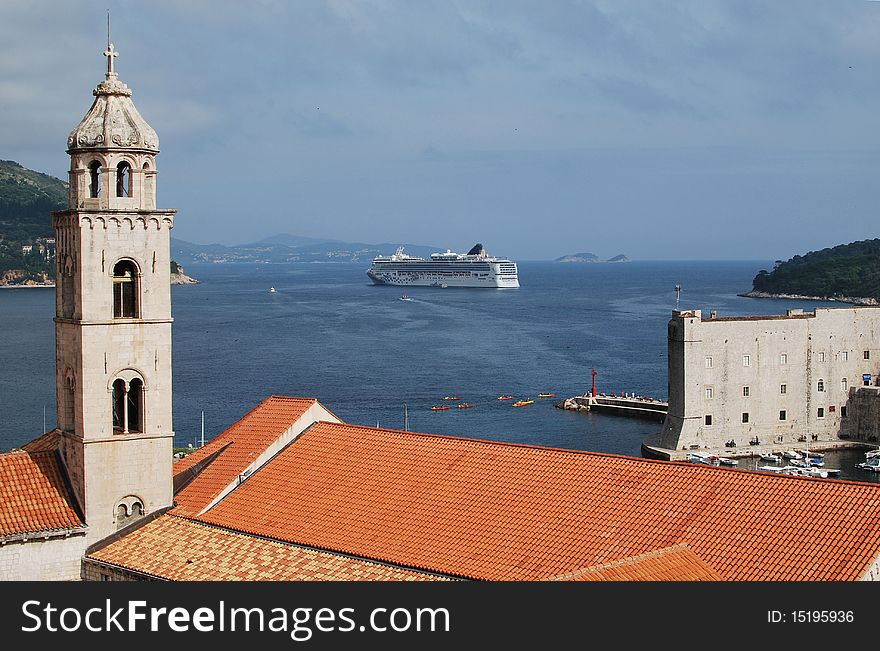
738 290 879 306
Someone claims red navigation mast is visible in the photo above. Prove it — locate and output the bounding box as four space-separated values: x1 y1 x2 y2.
591 368 597 397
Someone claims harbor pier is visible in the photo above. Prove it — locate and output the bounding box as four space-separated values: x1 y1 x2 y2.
556 394 668 421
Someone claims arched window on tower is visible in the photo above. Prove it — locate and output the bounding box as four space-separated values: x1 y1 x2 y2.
112 260 138 318
88 160 101 198
114 496 145 530
116 161 132 197
112 375 144 434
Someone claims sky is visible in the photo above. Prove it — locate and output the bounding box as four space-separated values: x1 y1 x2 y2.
1 0 878 260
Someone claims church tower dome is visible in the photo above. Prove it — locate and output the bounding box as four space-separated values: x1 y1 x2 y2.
67 43 159 154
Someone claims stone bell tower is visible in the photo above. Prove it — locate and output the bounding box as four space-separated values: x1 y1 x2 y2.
53 40 176 544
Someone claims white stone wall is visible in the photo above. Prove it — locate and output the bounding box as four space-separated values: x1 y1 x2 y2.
0 535 87 581
661 307 880 451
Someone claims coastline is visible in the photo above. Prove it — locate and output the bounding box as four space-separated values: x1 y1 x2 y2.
738 290 879 306
0 283 54 289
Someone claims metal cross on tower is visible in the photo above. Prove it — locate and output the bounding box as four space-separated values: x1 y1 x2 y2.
104 11 118 75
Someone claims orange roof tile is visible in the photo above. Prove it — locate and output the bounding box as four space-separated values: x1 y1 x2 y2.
173 396 328 517
20 429 62 454
546 544 722 581
0 448 84 537
196 422 880 581
87 515 445 581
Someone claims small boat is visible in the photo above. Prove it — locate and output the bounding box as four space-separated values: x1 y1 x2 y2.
718 457 738 467
512 400 534 407
687 453 712 465
538 392 556 398
456 403 474 409
268 287 277 293
430 406 450 411
805 451 825 459
789 458 807 467
497 395 514 401
782 450 802 460
824 468 841 477
758 465 785 473
399 294 414 302
808 458 825 468
442 396 461 401
759 453 781 463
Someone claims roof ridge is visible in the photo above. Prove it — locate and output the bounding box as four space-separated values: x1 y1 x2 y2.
307 421 880 488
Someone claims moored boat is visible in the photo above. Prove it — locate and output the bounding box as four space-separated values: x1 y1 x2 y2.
442 396 461 401
497 395 514 401
512 399 534 407
759 453 781 463
430 406 450 411
456 403 474 409
538 392 556 398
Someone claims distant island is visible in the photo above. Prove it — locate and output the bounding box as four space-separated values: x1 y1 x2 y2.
0 159 193 287
554 252 631 263
741 239 880 305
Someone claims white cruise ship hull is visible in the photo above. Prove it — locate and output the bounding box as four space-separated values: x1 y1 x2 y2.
368 269 519 288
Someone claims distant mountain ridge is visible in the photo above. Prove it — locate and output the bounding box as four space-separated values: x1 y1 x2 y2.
172 236 449 265
745 239 880 304
555 252 630 263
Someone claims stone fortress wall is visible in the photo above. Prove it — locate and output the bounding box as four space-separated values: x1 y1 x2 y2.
660 306 880 452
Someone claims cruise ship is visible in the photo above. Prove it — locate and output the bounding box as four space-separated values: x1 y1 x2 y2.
367 243 519 288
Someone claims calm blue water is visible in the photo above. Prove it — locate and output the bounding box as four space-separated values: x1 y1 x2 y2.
1 260 876 481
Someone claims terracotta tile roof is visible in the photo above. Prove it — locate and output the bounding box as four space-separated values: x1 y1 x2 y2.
546 545 722 581
197 422 880 581
172 396 331 517
20 429 62 454
87 515 444 581
0 448 84 537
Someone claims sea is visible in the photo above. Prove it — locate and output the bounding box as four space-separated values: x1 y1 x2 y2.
1 259 876 482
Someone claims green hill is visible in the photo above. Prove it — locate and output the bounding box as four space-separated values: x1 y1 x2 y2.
0 160 67 284
750 239 880 301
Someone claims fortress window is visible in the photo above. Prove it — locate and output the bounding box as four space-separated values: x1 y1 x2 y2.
818 352 826 363
705 387 714 399
865 350 871 360
780 353 787 365
817 407 825 419
841 378 848 392
780 384 787 395
817 379 825 392
743 355 750 367
841 351 849 362
704 415 713 426
88 160 101 198
705 357 713 369
116 161 132 197
742 412 749 423
841 406 848 418
779 410 787 421
113 260 138 318
742 386 750 397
